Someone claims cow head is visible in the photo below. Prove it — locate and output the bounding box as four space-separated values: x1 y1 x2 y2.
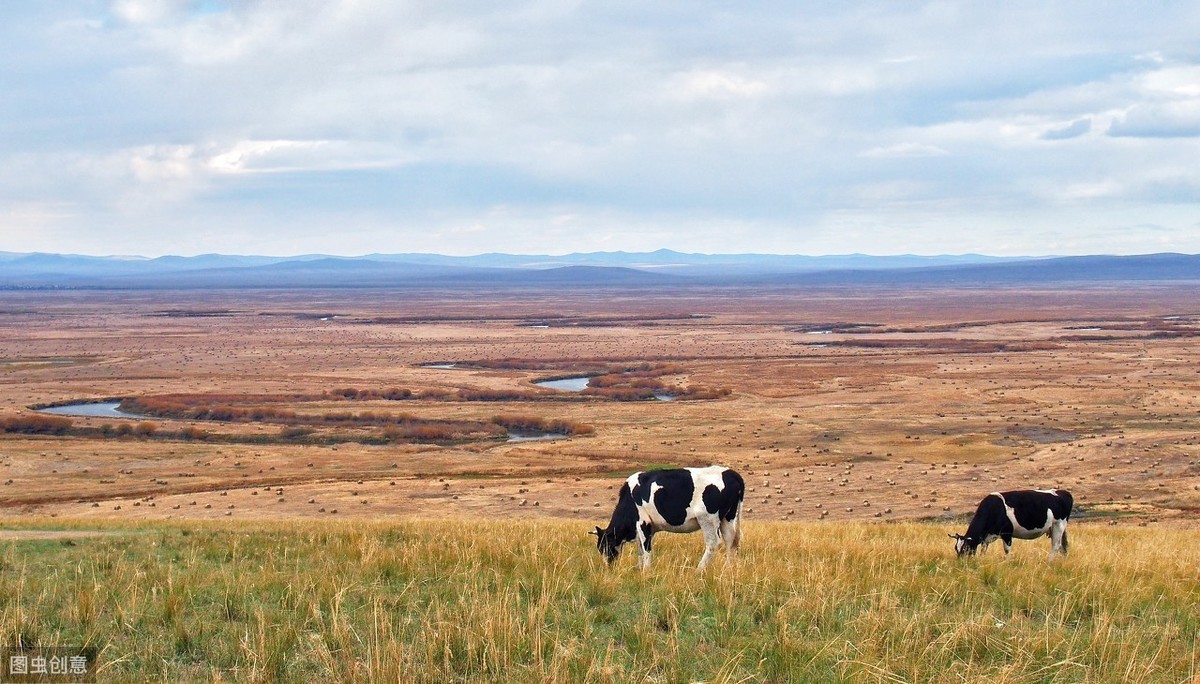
949 533 978 557
590 525 622 564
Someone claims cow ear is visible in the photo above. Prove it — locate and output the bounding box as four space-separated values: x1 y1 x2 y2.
589 526 601 537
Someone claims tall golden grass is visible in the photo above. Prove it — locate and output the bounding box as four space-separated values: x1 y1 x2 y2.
1 518 1196 682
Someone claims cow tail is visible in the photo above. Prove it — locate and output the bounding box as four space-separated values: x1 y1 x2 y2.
731 503 743 550
725 471 745 551
1061 527 1069 554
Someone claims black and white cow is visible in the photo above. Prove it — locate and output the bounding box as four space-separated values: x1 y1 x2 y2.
591 466 744 570
951 489 1073 559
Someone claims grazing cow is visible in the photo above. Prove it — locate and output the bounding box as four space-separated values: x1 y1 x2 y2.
951 489 1073 559
591 466 744 570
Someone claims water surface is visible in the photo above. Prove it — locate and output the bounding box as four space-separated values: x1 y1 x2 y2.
38 401 150 420
534 376 591 392
506 430 566 442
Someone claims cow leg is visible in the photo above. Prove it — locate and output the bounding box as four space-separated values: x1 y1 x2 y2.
719 516 740 563
979 540 989 555
1002 534 1013 557
696 517 722 571
636 522 653 571
1049 520 1068 559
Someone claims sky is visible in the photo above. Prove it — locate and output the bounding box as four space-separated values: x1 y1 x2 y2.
2 1 1199 257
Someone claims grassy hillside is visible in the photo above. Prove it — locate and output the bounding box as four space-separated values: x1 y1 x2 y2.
1 518 1197 682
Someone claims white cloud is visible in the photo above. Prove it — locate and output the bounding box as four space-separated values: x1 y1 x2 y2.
207 140 410 174
859 143 949 158
1139 65 1200 97
1108 101 1200 138
127 144 199 183
1056 180 1125 201
670 69 770 100
111 0 186 25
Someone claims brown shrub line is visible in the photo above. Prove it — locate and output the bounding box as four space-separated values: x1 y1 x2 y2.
517 313 707 327
1 414 74 435
0 414 507 446
2 415 155 439
1054 330 1200 342
801 339 1064 353
119 396 491 427
489 415 595 436
455 389 549 402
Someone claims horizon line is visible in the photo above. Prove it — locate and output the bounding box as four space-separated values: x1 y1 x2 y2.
8 248 1186 261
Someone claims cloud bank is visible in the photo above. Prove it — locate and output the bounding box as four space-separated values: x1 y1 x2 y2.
1 1 1198 256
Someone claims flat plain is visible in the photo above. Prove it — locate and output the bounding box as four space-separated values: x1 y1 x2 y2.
2 284 1199 527
2 283 1199 681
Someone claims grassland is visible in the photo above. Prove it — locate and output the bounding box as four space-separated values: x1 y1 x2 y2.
2 517 1197 683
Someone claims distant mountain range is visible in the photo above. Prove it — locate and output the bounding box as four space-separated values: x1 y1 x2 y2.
0 250 1197 289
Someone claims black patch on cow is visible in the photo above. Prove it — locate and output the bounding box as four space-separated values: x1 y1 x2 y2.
640 522 653 552
1007 492 1050 531
702 468 745 522
632 469 694 527
1002 490 1072 531
702 484 722 515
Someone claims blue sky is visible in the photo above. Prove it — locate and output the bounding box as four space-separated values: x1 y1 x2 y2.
2 1 1198 257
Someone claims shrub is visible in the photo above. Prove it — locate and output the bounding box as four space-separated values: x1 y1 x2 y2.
490 415 594 436
180 426 208 440
1 414 73 435
457 389 543 402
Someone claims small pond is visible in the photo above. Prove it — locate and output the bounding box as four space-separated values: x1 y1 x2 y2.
534 376 591 392
506 430 567 442
37 401 151 420
1 358 81 367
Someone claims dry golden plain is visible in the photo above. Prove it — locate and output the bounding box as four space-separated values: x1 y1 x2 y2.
2 284 1199 536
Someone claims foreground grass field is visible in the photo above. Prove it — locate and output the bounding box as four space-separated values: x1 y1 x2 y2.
2 518 1198 683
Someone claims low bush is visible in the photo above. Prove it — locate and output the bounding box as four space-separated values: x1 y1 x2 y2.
490 415 594 436
0 414 72 435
